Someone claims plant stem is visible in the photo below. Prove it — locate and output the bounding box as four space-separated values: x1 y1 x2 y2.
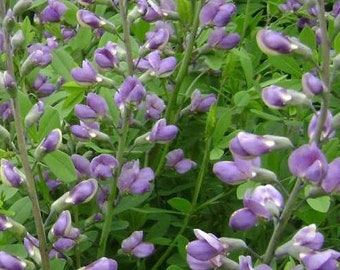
151 133 212 270
97 0 133 256
0 2 50 269
164 0 205 122
262 178 304 264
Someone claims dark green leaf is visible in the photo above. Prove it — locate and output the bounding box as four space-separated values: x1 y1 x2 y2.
167 197 191 214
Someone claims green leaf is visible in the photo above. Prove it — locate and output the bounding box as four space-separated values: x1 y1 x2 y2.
203 54 224 70
233 91 250 107
70 27 93 51
334 32 340 54
9 197 32 224
35 106 61 142
236 181 258 200
232 48 254 88
213 108 231 144
307 196 330 213
113 193 151 215
167 197 191 214
50 259 66 270
177 235 189 259
51 49 77 81
268 55 302 77
299 27 316 52
43 151 77 183
176 0 192 24
166 266 184 270
249 109 283 121
210 148 224 160
206 104 217 137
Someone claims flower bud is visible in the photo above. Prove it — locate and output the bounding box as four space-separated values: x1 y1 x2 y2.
0 251 26 270
21 50 52 76
145 94 166 119
189 89 217 112
11 30 25 52
86 93 108 118
24 233 41 265
0 125 10 142
301 249 340 270
94 42 120 70
0 159 26 187
208 29 240 50
257 29 293 55
71 60 99 85
50 210 72 238
200 1 236 27
25 100 45 128
166 149 196 174
321 157 340 193
308 110 335 141
77 10 104 28
71 154 91 179
53 238 76 251
41 0 67 23
64 178 98 205
34 129 62 160
13 0 33 16
302 72 326 97
74 105 98 122
32 73 56 96
0 71 17 93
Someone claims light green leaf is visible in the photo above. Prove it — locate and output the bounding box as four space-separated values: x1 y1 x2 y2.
113 193 151 215
43 151 77 183
268 55 302 77
51 49 77 81
250 109 283 121
307 196 330 213
210 148 224 160
176 0 192 23
9 196 32 224
232 48 254 88
35 106 61 142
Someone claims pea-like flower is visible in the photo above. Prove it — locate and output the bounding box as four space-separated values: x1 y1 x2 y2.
71 154 91 179
0 159 26 187
65 178 98 205
229 131 292 159
145 22 173 50
279 0 302 12
200 0 236 27
34 128 62 160
71 60 99 85
0 251 26 270
94 41 120 70
137 50 177 77
74 104 98 122
90 154 119 179
302 72 325 97
50 210 72 238
137 0 163 22
77 9 103 28
0 101 12 121
189 89 217 113
25 100 45 128
0 71 16 92
239 255 272 270
53 238 76 251
262 85 309 109
32 73 56 96
78 257 118 270
186 229 226 269
71 121 108 141
41 0 67 23
229 185 284 231
121 231 155 258
24 233 41 264
321 157 340 193
147 118 178 143
21 49 52 76
117 160 154 195
114 76 146 110
166 149 196 174
301 249 340 270
288 143 328 185
145 93 166 119
208 28 240 50
308 110 335 141
256 29 294 56
86 93 108 118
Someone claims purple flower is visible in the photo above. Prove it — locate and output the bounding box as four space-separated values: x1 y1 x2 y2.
86 93 108 118
32 73 56 96
137 50 177 77
49 249 66 259
50 210 72 237
21 49 52 75
0 101 13 121
145 94 166 119
0 71 16 92
117 160 154 195
147 118 178 143
121 231 155 258
71 154 91 179
0 215 13 231
77 9 103 28
302 72 325 97
70 121 103 141
288 143 328 185
0 251 26 270
71 60 99 85
213 157 257 185
65 178 98 205
297 17 317 29
293 224 324 250
61 26 77 42
94 41 120 70
301 249 340 270
41 0 67 23
208 28 240 50
53 238 76 251
308 110 335 141
137 0 163 22
145 22 173 50
262 85 309 109
186 229 225 268
0 159 26 187
321 157 340 193
334 1 340 17
229 131 292 159
75 104 98 122
229 207 259 231
24 233 41 264
82 257 118 270
166 149 196 174
114 76 146 110
256 29 293 55
279 0 302 12
0 31 4 54
239 255 272 270
25 100 45 128
189 89 217 112
200 0 236 27
35 129 62 159
90 154 119 179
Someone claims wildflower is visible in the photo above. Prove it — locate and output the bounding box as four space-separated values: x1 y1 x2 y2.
121 231 155 258
79 257 118 270
90 154 119 179
137 0 163 22
94 42 120 70
208 28 240 50
71 60 99 85
34 129 62 160
200 0 236 27
256 29 294 55
0 251 26 270
65 178 98 205
77 9 103 28
166 149 196 174
147 118 178 143
145 22 173 50
32 73 56 96
301 249 340 270
0 159 26 187
308 110 335 141
145 94 166 119
302 72 325 97
189 89 217 112
25 100 45 128
71 154 91 179
321 158 340 193
86 93 108 118
41 0 67 23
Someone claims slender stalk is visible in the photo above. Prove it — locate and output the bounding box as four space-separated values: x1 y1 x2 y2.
97 0 133 256
164 0 205 122
0 2 50 269
151 133 212 270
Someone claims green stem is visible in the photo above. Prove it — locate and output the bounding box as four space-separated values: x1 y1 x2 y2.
262 178 304 264
164 0 205 122
0 2 50 269
151 134 212 270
